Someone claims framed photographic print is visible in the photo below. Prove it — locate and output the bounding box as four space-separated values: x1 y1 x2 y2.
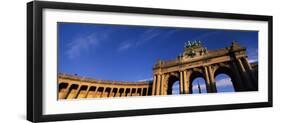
27 1 273 122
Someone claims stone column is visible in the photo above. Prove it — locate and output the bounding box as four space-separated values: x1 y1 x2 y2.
113 88 119 97
238 59 246 71
71 85 81 99
109 88 114 97
140 88 143 96
238 58 254 90
242 57 253 70
204 66 212 93
77 86 90 99
183 70 189 94
180 71 184 94
92 87 99 98
208 66 217 93
124 88 128 96
146 87 149 96
242 57 257 90
156 75 161 95
127 88 131 96
123 88 127 96
230 61 244 91
93 86 99 98
100 87 106 98
152 75 156 95
83 86 91 98
121 88 125 97
135 88 138 96
161 74 165 95
122 88 126 97
59 84 71 99
85 87 91 98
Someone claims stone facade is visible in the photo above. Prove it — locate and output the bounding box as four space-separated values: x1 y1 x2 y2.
152 41 258 95
58 41 258 100
58 73 152 100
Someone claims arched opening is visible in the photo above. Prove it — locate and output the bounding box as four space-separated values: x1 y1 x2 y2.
104 88 111 97
58 82 69 99
241 57 258 91
143 88 147 96
119 88 125 97
189 71 207 94
172 81 180 95
215 73 235 93
86 86 97 98
58 82 68 92
137 88 142 96
77 85 88 99
191 77 207 94
214 66 237 92
66 84 79 99
167 75 180 95
131 88 137 96
125 88 130 96
148 86 152 95
96 87 104 98
111 88 118 97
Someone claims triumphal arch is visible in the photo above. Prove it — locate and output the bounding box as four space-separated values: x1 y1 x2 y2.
151 41 258 95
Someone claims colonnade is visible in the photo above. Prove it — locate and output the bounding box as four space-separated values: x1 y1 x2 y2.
59 83 150 99
58 74 152 100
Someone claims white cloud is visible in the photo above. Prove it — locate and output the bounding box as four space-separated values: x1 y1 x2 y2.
137 77 153 82
248 59 258 63
170 78 233 93
118 41 133 51
191 78 233 92
135 28 162 46
136 28 181 46
65 32 108 59
117 28 180 52
247 48 258 63
215 78 233 87
172 83 180 94
192 84 206 91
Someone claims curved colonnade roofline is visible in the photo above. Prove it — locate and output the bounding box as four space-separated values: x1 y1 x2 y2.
58 73 153 100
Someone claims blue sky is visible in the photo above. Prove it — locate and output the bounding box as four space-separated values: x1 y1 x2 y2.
58 23 258 93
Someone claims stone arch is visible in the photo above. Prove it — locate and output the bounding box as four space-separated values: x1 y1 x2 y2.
96 87 105 98
166 73 180 95
213 65 238 91
58 82 69 99
119 88 125 97
111 88 118 97
58 82 68 92
77 85 88 99
143 88 147 96
131 88 137 96
125 88 131 96
189 69 206 94
240 57 258 90
86 86 97 98
137 88 142 96
66 84 79 99
104 87 111 97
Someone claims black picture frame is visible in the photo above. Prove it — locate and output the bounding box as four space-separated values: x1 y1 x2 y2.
27 1 273 122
